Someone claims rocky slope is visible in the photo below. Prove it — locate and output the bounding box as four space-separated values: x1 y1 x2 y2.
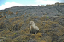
0 5 64 42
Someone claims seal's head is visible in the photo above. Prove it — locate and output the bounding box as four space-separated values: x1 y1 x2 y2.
30 21 34 25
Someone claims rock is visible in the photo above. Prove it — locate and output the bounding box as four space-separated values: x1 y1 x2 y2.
28 39 36 42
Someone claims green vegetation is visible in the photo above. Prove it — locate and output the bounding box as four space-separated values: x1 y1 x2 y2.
0 13 64 42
